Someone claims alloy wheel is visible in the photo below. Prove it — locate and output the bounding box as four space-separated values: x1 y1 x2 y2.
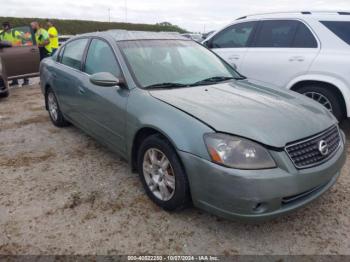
303 91 333 112
142 148 176 201
48 92 58 121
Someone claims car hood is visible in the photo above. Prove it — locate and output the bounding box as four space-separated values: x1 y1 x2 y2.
149 80 337 148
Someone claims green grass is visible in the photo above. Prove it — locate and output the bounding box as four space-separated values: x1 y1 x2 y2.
0 17 188 35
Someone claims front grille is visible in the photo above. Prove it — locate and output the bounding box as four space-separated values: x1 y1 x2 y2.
285 126 341 169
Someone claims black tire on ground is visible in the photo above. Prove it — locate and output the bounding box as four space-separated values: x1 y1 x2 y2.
297 85 344 121
0 90 9 98
137 134 191 211
45 88 70 127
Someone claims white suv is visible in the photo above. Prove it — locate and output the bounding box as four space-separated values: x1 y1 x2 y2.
203 11 350 121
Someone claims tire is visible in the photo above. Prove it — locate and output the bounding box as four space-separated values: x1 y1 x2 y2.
46 88 70 127
297 85 344 121
137 134 191 211
0 90 9 98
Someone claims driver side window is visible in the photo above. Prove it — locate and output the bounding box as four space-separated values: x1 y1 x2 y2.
211 22 257 48
84 39 121 78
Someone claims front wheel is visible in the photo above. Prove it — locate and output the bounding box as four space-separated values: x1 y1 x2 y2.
137 134 191 211
46 88 70 127
297 85 344 121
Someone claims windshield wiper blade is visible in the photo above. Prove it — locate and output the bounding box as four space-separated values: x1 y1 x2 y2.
189 76 235 86
234 76 246 80
144 82 188 89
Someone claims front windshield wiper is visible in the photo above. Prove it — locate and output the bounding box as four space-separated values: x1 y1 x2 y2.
234 76 246 80
144 82 189 89
189 76 237 86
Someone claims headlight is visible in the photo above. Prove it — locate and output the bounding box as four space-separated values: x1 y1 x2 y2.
204 133 276 169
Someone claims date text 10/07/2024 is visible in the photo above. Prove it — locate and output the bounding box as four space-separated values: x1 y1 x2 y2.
127 255 220 261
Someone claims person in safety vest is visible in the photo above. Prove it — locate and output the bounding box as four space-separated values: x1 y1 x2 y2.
30 21 52 61
0 22 29 86
46 20 59 54
0 22 23 46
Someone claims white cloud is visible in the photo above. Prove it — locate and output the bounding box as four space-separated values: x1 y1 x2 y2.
1 0 350 32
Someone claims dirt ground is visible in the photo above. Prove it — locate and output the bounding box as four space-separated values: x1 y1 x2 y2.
0 85 349 255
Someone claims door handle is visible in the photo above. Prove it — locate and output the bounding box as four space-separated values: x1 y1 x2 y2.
30 48 38 53
228 55 240 60
289 56 305 62
52 73 57 79
78 86 85 94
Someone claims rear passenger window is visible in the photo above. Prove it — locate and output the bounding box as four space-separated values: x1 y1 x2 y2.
211 22 256 48
61 38 89 70
84 39 121 77
321 21 350 45
254 20 298 47
293 23 318 48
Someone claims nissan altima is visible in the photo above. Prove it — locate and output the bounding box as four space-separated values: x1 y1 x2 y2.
40 30 346 221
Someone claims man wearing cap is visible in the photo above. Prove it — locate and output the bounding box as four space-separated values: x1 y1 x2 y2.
0 22 22 45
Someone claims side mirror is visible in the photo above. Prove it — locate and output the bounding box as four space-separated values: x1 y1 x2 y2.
89 72 122 87
203 40 213 49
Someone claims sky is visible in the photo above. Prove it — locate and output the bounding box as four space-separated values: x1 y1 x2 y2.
1 0 350 32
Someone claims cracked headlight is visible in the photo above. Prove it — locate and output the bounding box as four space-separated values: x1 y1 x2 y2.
204 133 276 170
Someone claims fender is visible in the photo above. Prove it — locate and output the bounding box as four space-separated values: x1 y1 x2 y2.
126 107 214 163
126 89 214 164
286 74 350 117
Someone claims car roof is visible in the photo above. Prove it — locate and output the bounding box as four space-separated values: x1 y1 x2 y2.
59 35 74 38
182 33 202 36
236 11 350 21
80 30 189 42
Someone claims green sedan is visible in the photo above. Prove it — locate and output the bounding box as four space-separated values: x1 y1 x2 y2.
40 31 346 221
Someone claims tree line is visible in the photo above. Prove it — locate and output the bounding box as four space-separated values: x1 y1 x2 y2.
0 17 188 35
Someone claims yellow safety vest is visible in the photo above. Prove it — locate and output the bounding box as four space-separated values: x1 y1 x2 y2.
0 30 22 46
35 28 52 53
48 26 59 49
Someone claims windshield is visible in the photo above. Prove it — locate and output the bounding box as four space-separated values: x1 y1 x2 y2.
118 40 241 88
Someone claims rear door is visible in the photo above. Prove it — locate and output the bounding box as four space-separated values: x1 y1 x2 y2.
239 20 320 88
207 21 257 70
0 26 40 78
51 38 90 121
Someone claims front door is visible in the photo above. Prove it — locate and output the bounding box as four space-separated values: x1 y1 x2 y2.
208 21 257 70
0 26 40 79
79 38 129 156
